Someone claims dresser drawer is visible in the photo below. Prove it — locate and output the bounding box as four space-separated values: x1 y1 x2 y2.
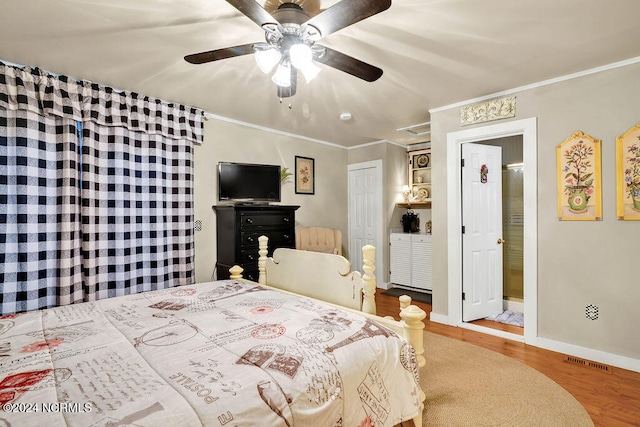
242 268 259 283
240 212 293 228
241 230 293 247
241 250 259 265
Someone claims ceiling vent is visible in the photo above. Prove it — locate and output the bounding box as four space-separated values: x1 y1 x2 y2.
397 121 431 137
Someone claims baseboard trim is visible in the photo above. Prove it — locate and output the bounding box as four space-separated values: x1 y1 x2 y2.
503 300 524 312
428 312 450 325
428 312 640 373
460 321 525 343
533 337 640 374
377 281 392 290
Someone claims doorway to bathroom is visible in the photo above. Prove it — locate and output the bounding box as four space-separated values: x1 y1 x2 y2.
464 136 524 335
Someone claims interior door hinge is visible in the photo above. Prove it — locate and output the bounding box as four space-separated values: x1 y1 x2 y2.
462 292 466 301
462 225 465 234
461 158 465 167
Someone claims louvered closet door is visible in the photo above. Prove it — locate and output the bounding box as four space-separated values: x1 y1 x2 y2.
390 233 411 286
410 235 432 291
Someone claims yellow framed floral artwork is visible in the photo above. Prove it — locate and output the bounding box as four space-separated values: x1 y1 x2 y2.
616 122 640 220
556 131 602 221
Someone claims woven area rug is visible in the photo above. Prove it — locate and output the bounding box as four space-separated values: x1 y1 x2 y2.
420 332 594 426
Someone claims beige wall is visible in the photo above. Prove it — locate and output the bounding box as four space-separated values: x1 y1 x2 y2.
194 118 348 283
430 61 640 360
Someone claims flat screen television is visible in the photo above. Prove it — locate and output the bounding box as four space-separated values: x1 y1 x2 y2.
218 162 281 203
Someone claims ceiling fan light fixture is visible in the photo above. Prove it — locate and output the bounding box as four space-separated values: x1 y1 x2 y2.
271 62 292 87
254 47 282 74
299 62 321 83
289 43 313 69
185 0 388 98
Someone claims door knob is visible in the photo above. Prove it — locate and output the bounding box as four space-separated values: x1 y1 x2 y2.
497 238 506 244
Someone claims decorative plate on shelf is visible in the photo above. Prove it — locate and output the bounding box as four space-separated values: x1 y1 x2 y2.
417 188 429 201
416 154 430 168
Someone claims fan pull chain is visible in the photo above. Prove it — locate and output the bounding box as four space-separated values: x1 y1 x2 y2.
279 98 293 109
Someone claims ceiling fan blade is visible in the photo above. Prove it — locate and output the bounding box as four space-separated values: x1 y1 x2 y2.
314 46 383 82
304 0 391 39
184 43 256 64
226 0 279 28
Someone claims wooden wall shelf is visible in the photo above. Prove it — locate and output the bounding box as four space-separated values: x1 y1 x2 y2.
397 201 432 209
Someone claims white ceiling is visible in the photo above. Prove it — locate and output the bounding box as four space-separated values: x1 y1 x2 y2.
2 0 640 147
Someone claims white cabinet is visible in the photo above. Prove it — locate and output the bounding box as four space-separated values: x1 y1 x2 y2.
389 232 432 292
390 233 411 286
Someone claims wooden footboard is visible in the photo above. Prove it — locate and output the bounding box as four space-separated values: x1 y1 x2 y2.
229 235 427 426
256 235 377 314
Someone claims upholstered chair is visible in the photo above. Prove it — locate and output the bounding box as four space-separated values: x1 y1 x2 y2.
295 227 343 256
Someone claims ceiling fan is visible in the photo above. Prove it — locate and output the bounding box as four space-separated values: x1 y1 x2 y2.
184 0 391 98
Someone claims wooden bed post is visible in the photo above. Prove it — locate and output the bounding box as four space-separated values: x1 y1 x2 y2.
399 296 426 368
399 295 427 426
229 265 244 280
361 244 377 315
257 235 268 285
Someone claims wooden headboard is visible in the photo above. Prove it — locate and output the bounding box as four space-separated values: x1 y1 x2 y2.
255 235 377 315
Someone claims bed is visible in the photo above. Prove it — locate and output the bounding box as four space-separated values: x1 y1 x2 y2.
0 237 426 426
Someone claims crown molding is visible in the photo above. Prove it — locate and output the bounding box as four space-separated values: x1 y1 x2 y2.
203 112 346 149
429 55 640 114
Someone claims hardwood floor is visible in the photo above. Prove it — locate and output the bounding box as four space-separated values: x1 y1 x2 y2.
376 292 640 427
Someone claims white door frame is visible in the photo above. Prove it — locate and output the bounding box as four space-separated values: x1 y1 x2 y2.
446 118 538 343
348 160 384 285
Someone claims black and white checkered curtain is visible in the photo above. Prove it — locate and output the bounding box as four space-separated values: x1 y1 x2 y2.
80 121 194 300
0 62 203 314
0 109 84 314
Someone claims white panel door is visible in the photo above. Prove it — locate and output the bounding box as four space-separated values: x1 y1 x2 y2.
348 166 378 277
462 143 503 322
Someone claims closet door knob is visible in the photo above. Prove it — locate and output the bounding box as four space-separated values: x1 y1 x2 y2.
497 238 506 245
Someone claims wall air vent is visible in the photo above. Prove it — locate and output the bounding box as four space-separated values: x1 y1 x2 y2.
563 356 613 373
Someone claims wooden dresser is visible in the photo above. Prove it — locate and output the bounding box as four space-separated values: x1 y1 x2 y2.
212 204 299 281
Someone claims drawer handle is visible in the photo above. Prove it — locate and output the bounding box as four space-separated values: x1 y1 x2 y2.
247 236 254 243
283 217 290 223
246 218 254 224
283 234 290 240
247 254 254 261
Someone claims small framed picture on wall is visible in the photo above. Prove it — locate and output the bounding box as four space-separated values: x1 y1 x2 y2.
295 156 315 195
